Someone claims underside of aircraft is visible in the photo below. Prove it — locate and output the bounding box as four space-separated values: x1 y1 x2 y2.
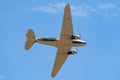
25 4 86 77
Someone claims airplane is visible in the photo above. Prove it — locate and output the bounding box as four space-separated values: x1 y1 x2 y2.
25 4 87 77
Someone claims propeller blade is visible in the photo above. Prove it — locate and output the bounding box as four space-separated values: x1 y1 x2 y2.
79 33 81 39
76 47 78 53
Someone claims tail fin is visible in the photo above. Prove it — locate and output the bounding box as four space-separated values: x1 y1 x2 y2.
25 29 36 50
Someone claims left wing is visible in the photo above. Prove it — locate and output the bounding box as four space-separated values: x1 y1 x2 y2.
51 48 69 77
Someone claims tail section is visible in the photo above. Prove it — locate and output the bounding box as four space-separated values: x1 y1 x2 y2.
25 29 36 50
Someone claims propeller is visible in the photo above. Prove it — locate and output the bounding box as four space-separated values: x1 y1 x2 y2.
79 33 81 39
76 47 78 53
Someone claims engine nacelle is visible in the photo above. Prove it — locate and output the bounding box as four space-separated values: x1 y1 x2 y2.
68 50 77 55
71 35 81 39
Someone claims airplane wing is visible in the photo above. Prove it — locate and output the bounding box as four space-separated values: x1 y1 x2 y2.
60 4 73 42
51 4 73 77
51 47 70 77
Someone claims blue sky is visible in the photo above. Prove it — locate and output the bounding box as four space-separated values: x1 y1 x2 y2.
0 0 120 80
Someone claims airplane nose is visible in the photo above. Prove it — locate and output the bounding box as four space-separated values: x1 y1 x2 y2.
82 41 87 45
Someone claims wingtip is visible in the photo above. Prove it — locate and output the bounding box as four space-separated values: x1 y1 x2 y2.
51 73 55 78
65 4 70 10
66 4 70 7
51 71 57 78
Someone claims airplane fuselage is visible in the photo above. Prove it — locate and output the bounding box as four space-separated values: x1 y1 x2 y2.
36 37 86 47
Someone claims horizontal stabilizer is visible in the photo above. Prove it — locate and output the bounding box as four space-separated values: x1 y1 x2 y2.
25 40 34 50
25 29 36 50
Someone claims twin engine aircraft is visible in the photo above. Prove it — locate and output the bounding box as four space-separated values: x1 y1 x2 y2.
25 4 86 77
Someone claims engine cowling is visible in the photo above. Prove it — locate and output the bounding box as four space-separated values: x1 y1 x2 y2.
71 35 81 39
68 50 77 55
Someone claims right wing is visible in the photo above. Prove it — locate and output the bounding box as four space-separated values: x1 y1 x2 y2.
60 4 73 42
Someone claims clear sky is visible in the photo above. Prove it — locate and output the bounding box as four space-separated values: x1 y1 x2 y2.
0 0 120 80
